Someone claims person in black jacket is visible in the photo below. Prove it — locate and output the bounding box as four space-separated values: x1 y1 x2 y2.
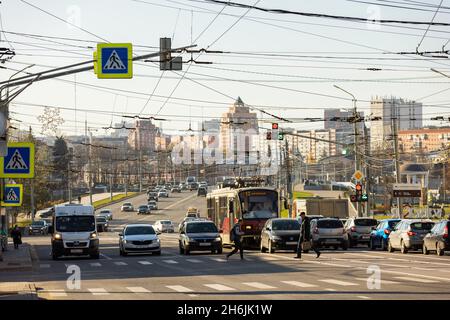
10 225 22 250
295 213 320 259
226 219 245 260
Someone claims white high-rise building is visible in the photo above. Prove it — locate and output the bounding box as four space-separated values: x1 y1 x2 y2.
370 97 422 151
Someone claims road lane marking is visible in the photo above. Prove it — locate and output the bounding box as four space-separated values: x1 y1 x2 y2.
114 261 127 266
394 276 439 283
319 279 358 286
357 295 371 299
163 194 198 211
90 263 102 267
138 261 153 265
88 288 110 295
166 285 193 293
325 288 337 291
127 287 151 293
204 284 236 291
186 259 202 263
210 258 227 262
242 282 276 289
281 281 318 288
354 278 399 285
100 253 113 260
39 264 50 268
163 260 178 264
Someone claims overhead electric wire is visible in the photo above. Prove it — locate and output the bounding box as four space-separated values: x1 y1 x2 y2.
416 0 444 51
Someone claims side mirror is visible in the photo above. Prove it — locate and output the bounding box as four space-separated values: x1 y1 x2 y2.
266 227 271 231
48 226 54 234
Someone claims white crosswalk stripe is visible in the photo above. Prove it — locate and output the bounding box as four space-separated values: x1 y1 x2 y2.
210 258 227 262
88 288 110 295
319 279 358 286
354 277 399 285
281 281 317 288
126 287 151 293
186 259 202 263
242 282 276 289
48 290 67 297
138 261 153 265
114 262 127 266
166 285 193 293
90 263 102 267
204 284 236 291
163 260 178 264
394 276 439 283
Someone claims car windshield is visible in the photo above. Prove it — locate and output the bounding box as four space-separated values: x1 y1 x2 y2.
388 220 401 228
272 220 300 231
32 221 45 226
139 205 148 209
355 219 378 226
239 190 278 219
100 210 110 214
186 223 218 233
149 201 156 205
96 217 106 223
161 221 172 224
125 226 155 235
123 203 132 206
411 222 434 231
56 216 95 232
317 219 343 228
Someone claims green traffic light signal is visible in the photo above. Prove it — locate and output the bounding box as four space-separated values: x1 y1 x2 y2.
361 194 368 202
277 133 284 140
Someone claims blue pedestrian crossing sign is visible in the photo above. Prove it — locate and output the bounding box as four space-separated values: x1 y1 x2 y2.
1 184 23 207
96 43 133 79
0 142 35 178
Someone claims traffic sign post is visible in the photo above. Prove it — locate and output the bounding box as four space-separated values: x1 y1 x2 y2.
1 184 23 206
0 142 35 178
96 43 133 79
392 183 422 198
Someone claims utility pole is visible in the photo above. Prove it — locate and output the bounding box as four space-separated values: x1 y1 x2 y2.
68 148 72 204
364 124 370 216
139 147 142 192
110 148 113 201
392 114 402 218
87 125 93 205
29 126 36 222
285 138 293 218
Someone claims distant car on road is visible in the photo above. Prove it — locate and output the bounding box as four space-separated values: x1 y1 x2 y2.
388 219 435 254
138 204 151 215
158 189 169 198
95 216 109 232
189 182 199 191
197 187 207 197
154 220 175 234
121 202 134 212
369 219 401 251
345 218 378 247
171 186 181 193
186 207 200 218
147 200 158 210
147 192 159 202
179 183 188 190
423 220 450 256
28 220 49 235
179 220 222 254
260 218 300 253
97 209 113 221
310 218 348 250
119 224 161 256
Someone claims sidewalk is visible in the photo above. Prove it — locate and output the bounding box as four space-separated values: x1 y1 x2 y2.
0 242 33 273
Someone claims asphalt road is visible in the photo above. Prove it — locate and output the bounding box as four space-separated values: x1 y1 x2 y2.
2 190 450 300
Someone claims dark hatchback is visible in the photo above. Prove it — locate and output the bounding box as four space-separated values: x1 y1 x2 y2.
179 221 222 254
423 220 449 256
260 218 300 253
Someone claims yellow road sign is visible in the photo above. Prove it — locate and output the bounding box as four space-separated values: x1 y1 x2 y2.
352 170 364 181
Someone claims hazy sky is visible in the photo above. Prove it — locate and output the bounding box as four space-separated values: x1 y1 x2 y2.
1 0 450 137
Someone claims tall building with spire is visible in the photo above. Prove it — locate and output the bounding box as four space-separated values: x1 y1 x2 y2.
219 97 259 157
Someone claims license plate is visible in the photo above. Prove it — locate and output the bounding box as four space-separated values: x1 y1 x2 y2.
199 242 211 246
71 249 83 253
286 241 297 245
362 236 369 239
136 245 149 248
324 239 336 243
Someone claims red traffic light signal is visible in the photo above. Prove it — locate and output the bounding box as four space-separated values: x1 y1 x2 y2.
355 183 362 191
350 195 357 202
266 132 272 140
272 123 278 130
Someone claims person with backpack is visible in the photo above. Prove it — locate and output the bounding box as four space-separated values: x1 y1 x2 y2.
226 219 245 260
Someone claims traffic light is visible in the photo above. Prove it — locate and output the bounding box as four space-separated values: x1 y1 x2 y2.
266 131 272 140
272 123 278 130
350 195 357 202
355 183 362 192
277 132 284 140
361 193 368 202
350 183 367 202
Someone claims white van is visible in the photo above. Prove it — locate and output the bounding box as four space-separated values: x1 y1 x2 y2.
49 204 99 260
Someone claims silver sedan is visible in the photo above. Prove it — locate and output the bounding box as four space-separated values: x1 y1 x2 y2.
119 224 161 256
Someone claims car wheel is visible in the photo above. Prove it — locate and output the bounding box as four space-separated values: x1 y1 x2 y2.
153 251 161 256
422 243 429 255
400 240 408 254
387 240 394 253
260 240 267 253
52 252 59 260
342 242 348 250
268 241 274 254
437 243 444 256
381 239 387 251
90 253 100 259
217 248 223 254
369 238 376 250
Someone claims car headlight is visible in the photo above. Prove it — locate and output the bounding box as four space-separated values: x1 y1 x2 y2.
122 239 127 244
90 232 98 239
272 236 282 241
156 238 160 243
54 233 62 240
215 237 221 242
